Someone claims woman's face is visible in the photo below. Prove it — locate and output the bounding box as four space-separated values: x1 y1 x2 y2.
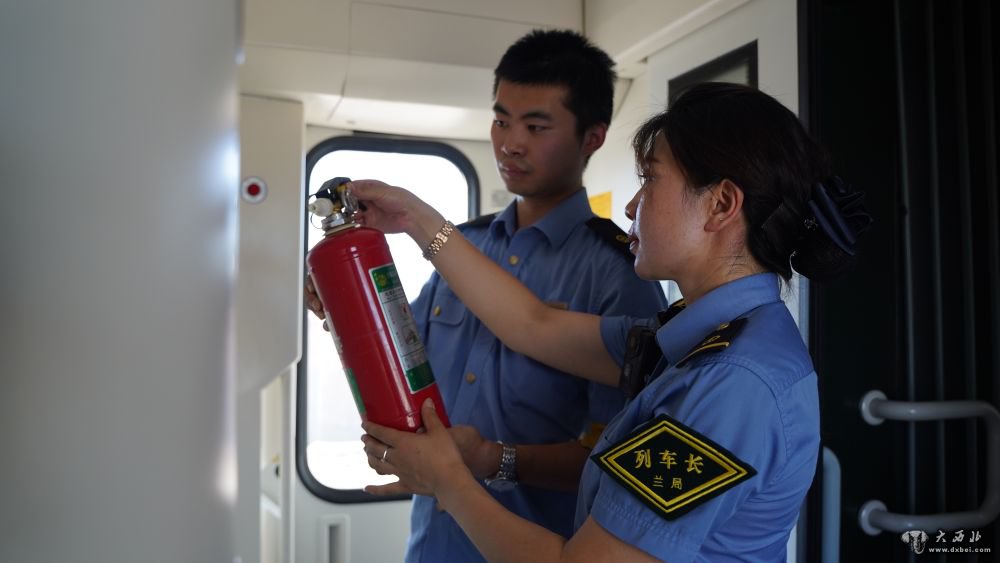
625 134 711 282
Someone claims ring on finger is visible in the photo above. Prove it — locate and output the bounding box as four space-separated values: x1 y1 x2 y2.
381 447 391 463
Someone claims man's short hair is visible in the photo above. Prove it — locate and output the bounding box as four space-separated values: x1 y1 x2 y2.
494 29 617 137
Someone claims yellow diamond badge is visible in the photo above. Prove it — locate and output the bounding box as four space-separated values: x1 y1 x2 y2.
592 413 756 520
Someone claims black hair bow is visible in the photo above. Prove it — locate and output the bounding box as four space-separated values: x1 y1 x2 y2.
806 176 872 256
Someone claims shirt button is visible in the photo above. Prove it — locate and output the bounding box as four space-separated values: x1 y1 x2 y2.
465 372 477 383
508 255 520 265
432 306 442 316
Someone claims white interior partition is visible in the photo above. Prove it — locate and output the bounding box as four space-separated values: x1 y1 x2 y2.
0 1 240 562
234 94 306 563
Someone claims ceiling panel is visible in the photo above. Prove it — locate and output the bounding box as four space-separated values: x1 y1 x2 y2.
327 97 493 140
239 45 349 96
355 0 581 28
350 3 541 68
343 56 493 108
244 0 350 52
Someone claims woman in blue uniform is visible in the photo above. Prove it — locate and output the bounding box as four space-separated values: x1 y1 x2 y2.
352 82 871 562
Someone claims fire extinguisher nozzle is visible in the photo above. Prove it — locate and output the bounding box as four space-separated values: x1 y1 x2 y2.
308 198 335 217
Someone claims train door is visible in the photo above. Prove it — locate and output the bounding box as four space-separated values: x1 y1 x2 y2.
288 132 484 563
233 101 488 563
803 0 1000 561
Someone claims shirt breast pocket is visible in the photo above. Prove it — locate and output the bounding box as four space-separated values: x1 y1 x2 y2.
426 287 467 329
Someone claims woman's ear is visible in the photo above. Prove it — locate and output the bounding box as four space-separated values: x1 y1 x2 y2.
704 179 744 232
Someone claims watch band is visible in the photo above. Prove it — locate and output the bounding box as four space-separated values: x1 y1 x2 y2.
422 220 455 260
484 441 517 492
494 441 517 480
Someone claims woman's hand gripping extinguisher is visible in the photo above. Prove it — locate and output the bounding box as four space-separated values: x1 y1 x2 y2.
306 177 450 432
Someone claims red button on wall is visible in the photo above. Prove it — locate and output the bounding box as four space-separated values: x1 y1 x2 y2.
241 176 267 203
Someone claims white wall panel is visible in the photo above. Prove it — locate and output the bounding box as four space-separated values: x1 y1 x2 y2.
646 0 799 112
585 0 750 77
234 95 305 563
236 95 306 393
0 1 240 561
584 73 655 231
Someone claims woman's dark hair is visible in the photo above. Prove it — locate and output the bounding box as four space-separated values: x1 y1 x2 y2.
633 82 870 282
494 29 616 138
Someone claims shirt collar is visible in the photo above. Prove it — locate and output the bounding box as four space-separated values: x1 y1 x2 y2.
656 273 783 364
490 189 594 246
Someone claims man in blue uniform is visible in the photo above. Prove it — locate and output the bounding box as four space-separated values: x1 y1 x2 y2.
307 29 665 561
402 30 666 562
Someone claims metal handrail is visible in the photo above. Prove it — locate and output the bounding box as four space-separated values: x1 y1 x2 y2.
857 390 1000 535
822 447 841 562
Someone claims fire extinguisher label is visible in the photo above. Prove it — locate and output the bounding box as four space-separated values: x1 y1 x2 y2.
369 264 436 394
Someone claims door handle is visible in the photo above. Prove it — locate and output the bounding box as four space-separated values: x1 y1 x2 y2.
856 390 1000 535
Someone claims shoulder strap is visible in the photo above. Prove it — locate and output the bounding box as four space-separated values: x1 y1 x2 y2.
585 217 633 260
656 299 687 326
675 317 749 368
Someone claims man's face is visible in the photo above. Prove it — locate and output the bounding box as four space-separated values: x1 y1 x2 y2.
490 80 595 199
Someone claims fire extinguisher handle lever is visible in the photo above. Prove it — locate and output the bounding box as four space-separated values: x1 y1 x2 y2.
312 176 360 219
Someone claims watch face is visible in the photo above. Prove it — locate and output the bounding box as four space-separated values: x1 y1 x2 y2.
486 478 517 492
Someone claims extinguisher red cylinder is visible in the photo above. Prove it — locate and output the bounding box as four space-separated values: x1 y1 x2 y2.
307 224 450 432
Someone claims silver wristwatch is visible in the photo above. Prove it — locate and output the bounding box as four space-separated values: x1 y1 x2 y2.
484 441 517 492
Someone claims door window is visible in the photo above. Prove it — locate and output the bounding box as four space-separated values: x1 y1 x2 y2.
300 137 477 500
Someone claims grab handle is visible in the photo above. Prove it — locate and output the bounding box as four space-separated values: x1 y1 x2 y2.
857 390 1000 535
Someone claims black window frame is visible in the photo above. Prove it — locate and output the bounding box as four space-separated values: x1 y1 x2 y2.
297 134 480 503
668 40 759 106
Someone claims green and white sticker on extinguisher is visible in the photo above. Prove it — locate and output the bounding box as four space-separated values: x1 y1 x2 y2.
343 368 366 415
368 264 436 393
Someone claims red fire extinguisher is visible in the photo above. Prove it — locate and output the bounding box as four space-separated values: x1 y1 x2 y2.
306 177 450 432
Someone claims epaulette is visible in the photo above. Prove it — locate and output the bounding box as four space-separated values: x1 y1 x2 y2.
675 317 748 368
578 422 607 450
457 212 498 230
592 413 756 520
618 300 687 400
657 299 687 326
585 217 633 260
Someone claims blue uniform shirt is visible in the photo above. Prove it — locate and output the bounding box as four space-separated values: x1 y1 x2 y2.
579 273 819 562
406 189 667 563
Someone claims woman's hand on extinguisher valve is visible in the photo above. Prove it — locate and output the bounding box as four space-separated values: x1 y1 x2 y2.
349 180 447 250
